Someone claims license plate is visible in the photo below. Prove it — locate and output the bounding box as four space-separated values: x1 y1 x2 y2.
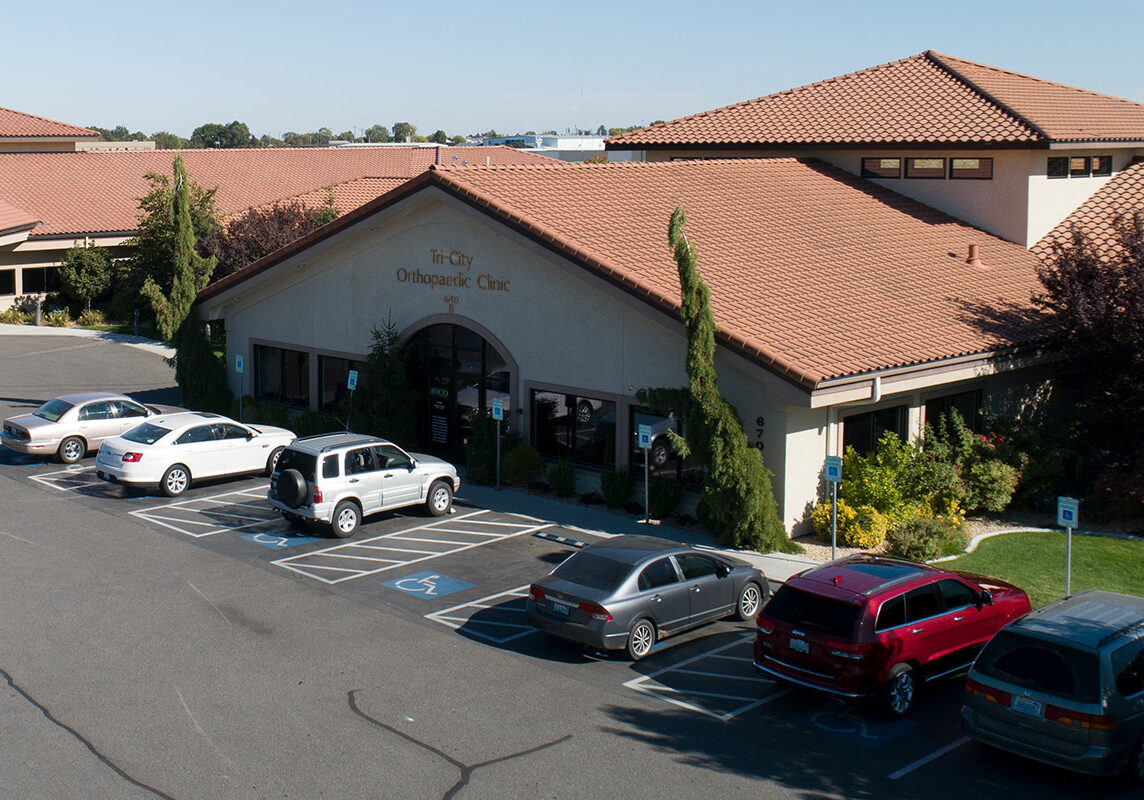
550 602 570 616
789 637 809 653
1012 696 1043 717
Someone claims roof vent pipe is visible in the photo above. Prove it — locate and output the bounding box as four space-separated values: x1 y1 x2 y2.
966 243 983 268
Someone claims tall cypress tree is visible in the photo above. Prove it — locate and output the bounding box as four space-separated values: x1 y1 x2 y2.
668 206 795 553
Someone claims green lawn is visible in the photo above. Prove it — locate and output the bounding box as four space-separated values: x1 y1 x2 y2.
943 531 1144 608
81 323 161 340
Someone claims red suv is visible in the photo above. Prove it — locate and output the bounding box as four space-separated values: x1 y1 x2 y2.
753 555 1030 717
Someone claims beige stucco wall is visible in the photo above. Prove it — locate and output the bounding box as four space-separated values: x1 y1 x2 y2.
1025 147 1144 246
0 139 84 153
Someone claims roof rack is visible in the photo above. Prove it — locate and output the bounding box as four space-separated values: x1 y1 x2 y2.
1098 618 1144 649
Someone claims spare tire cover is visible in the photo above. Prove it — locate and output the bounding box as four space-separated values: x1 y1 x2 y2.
277 468 307 508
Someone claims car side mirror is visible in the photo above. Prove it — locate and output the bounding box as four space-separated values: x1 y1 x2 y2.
716 563 730 578
979 590 994 608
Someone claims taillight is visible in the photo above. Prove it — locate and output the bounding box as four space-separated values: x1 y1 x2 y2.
826 641 871 660
965 677 1011 706
312 486 323 504
756 618 775 635
528 585 546 602
1045 705 1116 731
578 602 612 622
121 452 143 462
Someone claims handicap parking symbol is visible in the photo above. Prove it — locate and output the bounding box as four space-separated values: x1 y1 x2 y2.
384 570 473 600
799 704 916 747
242 532 324 549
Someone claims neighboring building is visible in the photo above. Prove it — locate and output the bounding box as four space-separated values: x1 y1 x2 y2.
606 51 1144 248
0 107 98 153
1032 158 1144 258
482 134 634 163
196 158 1048 533
0 145 552 304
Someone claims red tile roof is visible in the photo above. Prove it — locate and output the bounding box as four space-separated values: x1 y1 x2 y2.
608 51 1144 148
237 177 408 221
0 107 98 139
0 198 40 235
0 146 549 236
203 159 1048 387
1032 160 1144 258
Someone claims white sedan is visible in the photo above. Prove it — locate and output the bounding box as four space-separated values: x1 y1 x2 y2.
95 412 295 496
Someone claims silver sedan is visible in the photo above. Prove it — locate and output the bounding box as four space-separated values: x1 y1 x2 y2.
526 534 769 660
1 392 182 464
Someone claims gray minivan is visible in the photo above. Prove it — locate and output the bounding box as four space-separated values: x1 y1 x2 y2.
961 590 1144 782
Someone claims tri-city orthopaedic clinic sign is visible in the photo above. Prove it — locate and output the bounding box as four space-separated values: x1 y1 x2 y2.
395 249 511 293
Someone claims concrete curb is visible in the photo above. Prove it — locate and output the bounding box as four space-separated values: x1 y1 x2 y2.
0 323 174 359
928 526 1144 564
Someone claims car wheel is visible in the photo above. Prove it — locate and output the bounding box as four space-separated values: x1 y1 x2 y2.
264 446 284 477
160 464 190 497
576 400 594 425
424 480 453 517
735 581 764 621
625 618 656 661
276 468 307 508
650 440 670 467
57 436 86 464
880 663 916 719
331 500 360 538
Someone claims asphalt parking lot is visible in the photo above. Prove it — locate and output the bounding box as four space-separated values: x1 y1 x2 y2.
2 331 1139 799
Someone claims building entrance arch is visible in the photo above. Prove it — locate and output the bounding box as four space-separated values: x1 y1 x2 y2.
403 319 515 462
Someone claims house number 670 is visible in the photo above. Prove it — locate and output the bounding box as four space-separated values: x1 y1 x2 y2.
755 416 765 451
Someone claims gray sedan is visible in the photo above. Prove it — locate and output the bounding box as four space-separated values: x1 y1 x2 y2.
1 392 182 464
526 535 769 660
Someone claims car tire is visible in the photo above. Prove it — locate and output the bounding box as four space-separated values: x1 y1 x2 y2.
735 581 764 621
424 480 453 517
880 663 916 719
576 400 594 425
263 446 284 477
331 500 360 538
276 468 307 508
625 618 656 661
57 436 86 464
160 464 190 497
650 440 670 467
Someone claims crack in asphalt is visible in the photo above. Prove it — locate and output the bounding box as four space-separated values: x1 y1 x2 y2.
348 689 572 800
1 666 177 800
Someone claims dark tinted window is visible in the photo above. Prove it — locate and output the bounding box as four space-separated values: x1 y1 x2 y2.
905 157 945 179
1112 640 1144 698
34 399 74 422
1047 156 1069 178
975 630 1100 703
112 400 148 418
1092 155 1113 176
176 425 214 445
121 423 170 445
937 579 978 610
277 449 317 482
374 444 412 469
677 554 719 580
950 157 993 180
552 552 631 591
321 455 340 479
875 596 906 631
79 401 113 421
861 157 901 179
638 558 679 591
905 585 943 622
1069 156 1090 177
345 447 378 474
219 424 250 440
764 585 862 637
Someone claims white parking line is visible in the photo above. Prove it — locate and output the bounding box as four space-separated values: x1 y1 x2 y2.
273 512 551 584
886 736 971 780
425 585 537 643
29 466 104 492
130 485 280 538
623 635 789 721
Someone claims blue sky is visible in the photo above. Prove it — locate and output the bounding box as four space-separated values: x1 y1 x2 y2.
6 0 1144 140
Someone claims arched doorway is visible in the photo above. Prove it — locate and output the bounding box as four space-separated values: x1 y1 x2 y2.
404 322 512 461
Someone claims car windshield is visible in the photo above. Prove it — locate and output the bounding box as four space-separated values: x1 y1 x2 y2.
764 585 863 637
121 423 171 445
33 399 74 422
276 449 317 482
552 552 632 592
975 630 1101 703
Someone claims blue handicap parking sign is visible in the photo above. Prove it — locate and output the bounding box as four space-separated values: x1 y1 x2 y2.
384 571 474 599
242 532 324 549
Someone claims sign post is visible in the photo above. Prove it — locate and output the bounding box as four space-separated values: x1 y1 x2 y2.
825 455 843 561
638 424 652 523
235 354 245 422
345 369 359 431
1057 496 1079 597
492 398 504 489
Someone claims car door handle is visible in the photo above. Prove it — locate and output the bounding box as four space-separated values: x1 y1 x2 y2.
383 473 394 478
690 586 701 593
953 616 965 621
349 478 359 484
911 627 925 634
651 595 663 603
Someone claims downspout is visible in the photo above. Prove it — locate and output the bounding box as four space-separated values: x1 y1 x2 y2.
825 375 882 457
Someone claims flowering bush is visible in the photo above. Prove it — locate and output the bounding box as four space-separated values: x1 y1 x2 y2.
810 499 888 549
44 308 71 327
0 308 30 324
77 308 107 327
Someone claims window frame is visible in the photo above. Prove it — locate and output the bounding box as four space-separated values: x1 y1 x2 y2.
949 157 993 180
637 557 682 591
1091 155 1113 177
1069 156 1091 178
861 157 902 179
905 157 946 180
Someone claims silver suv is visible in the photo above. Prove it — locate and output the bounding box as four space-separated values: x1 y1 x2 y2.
267 433 460 537
962 590 1144 783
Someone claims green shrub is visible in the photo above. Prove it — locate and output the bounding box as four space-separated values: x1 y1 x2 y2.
810 498 858 539
886 516 969 562
501 445 543 486
625 500 644 515
843 505 889 549
547 459 577 497
579 491 604 505
293 409 340 438
964 458 1021 512
44 308 71 327
77 308 107 327
648 477 683 519
0 308 30 324
464 412 515 486
600 470 633 508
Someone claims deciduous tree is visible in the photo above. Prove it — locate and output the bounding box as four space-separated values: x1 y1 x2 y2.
200 195 340 280
58 244 112 311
